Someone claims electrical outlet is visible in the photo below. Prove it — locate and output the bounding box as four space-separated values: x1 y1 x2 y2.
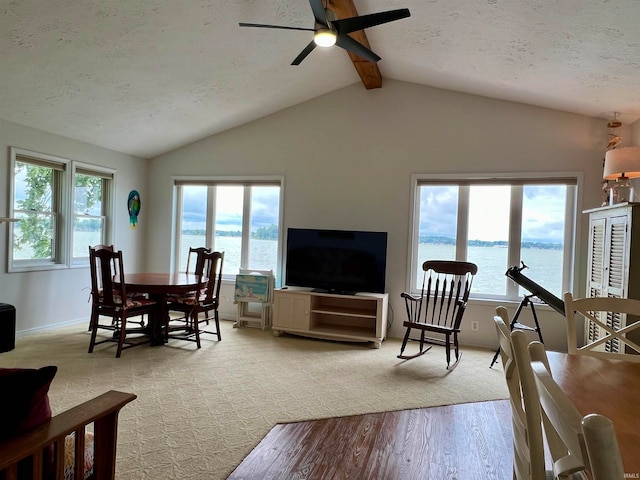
471 320 479 331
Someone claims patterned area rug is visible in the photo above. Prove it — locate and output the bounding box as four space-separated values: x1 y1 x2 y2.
1 321 508 479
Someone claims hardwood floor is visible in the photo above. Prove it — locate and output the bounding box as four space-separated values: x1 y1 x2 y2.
228 399 512 480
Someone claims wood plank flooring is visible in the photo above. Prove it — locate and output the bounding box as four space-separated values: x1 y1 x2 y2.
228 399 512 480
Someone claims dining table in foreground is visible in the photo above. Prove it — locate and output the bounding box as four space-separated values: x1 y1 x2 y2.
119 273 205 345
546 351 640 477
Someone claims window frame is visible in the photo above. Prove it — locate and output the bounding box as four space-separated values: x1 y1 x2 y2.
172 175 285 283
8 147 115 272
71 163 116 266
407 172 582 302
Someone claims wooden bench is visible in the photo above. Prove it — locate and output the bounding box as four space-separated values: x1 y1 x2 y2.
0 390 136 480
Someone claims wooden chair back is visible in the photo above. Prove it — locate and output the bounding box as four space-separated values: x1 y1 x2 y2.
186 246 211 276
493 309 547 480
201 251 224 306
411 260 477 331
89 247 127 307
564 292 640 361
581 414 625 480
528 341 589 478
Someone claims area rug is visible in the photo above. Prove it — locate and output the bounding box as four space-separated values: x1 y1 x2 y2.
1 321 508 479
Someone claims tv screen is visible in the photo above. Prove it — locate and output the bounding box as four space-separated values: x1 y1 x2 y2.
285 228 388 294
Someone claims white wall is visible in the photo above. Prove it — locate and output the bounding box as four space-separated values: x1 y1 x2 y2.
0 118 149 333
148 80 609 351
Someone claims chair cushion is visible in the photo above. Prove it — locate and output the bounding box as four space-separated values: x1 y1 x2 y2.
168 287 209 305
0 366 57 439
63 431 94 480
104 295 155 308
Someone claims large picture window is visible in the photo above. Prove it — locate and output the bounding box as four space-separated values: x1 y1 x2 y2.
9 148 114 272
409 174 578 301
173 177 283 281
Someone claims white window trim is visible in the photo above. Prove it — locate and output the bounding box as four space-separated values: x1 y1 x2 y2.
70 162 116 267
407 171 583 302
8 147 116 273
171 175 285 281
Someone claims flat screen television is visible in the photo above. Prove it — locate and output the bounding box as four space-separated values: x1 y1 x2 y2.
285 228 388 294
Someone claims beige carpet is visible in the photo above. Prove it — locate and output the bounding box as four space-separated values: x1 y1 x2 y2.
1 321 509 479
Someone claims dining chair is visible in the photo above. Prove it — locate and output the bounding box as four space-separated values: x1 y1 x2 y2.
528 340 625 479
166 250 224 348
88 247 157 357
564 292 640 362
398 260 477 370
87 244 114 331
493 307 550 480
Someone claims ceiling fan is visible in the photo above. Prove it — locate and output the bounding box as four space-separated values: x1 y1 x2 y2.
239 0 410 66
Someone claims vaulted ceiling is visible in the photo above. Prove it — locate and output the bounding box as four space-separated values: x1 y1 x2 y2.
2 1 640 158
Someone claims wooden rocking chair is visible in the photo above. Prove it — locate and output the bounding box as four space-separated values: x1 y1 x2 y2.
398 260 477 370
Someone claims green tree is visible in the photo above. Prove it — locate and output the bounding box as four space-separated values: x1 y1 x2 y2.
15 164 102 259
253 224 278 240
14 163 55 259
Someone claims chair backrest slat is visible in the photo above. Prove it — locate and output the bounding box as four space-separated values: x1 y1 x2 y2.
564 292 640 361
201 251 224 304
530 355 589 477
418 260 477 330
186 247 211 276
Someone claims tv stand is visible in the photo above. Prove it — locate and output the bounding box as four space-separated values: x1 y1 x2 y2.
272 288 388 348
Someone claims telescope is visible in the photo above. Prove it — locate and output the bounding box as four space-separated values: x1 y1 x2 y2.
505 263 565 315
490 261 565 367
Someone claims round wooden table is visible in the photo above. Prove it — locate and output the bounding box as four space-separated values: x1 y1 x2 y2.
119 273 206 345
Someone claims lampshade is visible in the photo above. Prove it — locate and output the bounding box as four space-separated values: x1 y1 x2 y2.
603 146 640 180
314 29 337 47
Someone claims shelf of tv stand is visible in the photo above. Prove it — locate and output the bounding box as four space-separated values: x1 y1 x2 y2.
272 288 388 348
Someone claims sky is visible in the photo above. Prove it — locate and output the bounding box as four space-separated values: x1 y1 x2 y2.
419 184 567 243
182 185 279 231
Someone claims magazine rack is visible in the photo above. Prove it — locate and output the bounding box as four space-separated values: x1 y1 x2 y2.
234 269 274 330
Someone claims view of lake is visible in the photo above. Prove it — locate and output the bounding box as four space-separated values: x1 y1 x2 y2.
180 234 563 298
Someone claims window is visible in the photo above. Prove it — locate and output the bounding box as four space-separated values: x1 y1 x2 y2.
409 174 578 301
173 177 283 281
9 147 114 272
72 166 114 264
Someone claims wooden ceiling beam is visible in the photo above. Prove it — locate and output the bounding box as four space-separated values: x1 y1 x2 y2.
326 0 382 90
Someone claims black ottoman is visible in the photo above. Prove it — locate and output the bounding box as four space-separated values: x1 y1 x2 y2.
0 303 16 352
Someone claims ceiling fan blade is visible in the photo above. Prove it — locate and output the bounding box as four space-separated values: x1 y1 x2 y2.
239 22 315 32
308 0 328 26
332 8 411 35
292 41 317 66
335 35 380 63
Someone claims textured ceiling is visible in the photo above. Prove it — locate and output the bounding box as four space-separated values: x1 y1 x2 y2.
2 0 640 158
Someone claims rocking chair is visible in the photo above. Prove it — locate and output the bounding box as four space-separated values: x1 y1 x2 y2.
398 260 477 370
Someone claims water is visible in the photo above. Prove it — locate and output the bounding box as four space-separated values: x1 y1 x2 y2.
417 243 563 298
181 234 563 298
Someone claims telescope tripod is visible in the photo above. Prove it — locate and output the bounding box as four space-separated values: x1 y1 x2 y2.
490 294 545 368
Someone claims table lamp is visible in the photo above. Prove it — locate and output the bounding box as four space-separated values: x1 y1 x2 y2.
603 146 640 204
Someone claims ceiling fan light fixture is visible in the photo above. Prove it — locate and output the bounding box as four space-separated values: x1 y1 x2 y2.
314 29 337 47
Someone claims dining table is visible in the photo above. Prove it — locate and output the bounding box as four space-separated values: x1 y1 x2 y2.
546 351 640 476
119 273 206 346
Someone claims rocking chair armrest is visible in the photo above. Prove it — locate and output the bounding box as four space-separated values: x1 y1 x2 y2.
400 292 422 303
